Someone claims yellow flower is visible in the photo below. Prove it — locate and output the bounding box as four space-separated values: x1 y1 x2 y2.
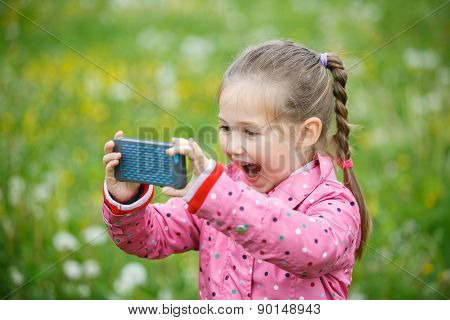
396 153 411 171
72 147 87 165
420 262 433 276
367 197 379 217
424 191 437 209
61 169 75 188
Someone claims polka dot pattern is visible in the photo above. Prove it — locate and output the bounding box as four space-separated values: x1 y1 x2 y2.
102 152 358 300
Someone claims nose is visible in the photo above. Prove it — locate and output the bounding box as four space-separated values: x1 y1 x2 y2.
226 132 246 156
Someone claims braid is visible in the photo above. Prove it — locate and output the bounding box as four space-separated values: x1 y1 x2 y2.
326 54 351 168
323 52 371 260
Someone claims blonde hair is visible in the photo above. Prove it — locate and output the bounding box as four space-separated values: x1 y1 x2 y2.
216 39 371 260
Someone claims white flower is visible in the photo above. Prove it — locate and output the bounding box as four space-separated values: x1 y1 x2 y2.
180 35 214 67
370 127 388 146
113 262 147 296
157 288 173 300
83 225 107 245
182 266 197 283
246 26 279 43
56 207 69 223
2 218 14 238
83 259 101 278
53 231 79 252
180 36 214 60
349 289 366 300
110 0 136 10
156 63 176 88
77 284 91 298
156 63 179 109
84 73 103 97
33 206 44 220
348 2 381 23
33 182 51 203
404 48 440 70
5 21 20 41
106 292 120 300
9 266 24 285
63 260 83 280
136 27 174 54
8 176 25 206
32 173 57 204
109 82 131 102
409 91 443 116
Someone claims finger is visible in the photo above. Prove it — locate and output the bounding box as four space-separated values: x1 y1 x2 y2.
114 130 124 139
190 139 208 158
103 152 121 166
189 138 205 159
161 186 187 197
189 139 208 172
171 137 192 147
162 177 195 197
105 158 119 179
165 145 194 159
104 140 115 154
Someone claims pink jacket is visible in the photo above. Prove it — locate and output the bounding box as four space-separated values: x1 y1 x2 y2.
102 153 361 300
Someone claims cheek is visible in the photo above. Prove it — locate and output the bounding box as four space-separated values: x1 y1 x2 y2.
262 138 293 173
218 133 227 153
243 138 260 158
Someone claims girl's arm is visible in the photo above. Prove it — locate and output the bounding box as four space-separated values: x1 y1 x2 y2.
102 182 203 259
183 161 361 279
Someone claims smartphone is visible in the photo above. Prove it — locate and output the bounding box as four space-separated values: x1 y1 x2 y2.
113 137 187 189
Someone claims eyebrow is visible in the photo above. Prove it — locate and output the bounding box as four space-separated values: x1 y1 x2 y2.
218 117 259 126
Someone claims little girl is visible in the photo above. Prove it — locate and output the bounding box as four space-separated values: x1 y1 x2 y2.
101 39 371 300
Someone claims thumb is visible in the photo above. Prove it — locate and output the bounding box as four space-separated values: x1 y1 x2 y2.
162 186 185 197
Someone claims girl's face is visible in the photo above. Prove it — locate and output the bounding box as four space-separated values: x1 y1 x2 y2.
218 79 308 193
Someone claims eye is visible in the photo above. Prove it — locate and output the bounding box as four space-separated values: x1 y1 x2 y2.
244 129 259 137
219 125 230 133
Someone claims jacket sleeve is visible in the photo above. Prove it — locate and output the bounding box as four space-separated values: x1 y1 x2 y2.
102 181 203 260
184 161 361 279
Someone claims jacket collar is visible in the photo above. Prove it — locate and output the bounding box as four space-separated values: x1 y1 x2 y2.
269 153 336 210
226 153 337 210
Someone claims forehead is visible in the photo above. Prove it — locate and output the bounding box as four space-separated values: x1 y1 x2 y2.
218 79 285 126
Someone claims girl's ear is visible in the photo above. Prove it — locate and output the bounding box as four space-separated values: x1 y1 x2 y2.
297 117 322 149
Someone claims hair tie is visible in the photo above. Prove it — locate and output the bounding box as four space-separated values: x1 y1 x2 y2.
320 52 328 68
337 158 353 169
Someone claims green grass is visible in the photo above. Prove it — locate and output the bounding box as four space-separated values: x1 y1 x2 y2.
0 0 448 299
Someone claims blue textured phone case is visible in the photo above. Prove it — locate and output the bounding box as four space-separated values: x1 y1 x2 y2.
113 138 187 189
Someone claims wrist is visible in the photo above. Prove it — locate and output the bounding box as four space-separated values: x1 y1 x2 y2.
121 185 142 204
109 185 141 204
103 182 154 215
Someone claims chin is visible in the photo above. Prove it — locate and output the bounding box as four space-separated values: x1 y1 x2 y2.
247 179 275 193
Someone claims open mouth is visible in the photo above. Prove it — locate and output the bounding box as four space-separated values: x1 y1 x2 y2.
241 162 262 178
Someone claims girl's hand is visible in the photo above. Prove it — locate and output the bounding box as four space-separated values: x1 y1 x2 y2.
103 130 141 203
162 137 210 197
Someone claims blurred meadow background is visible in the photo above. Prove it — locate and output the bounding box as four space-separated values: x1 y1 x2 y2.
0 0 449 299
